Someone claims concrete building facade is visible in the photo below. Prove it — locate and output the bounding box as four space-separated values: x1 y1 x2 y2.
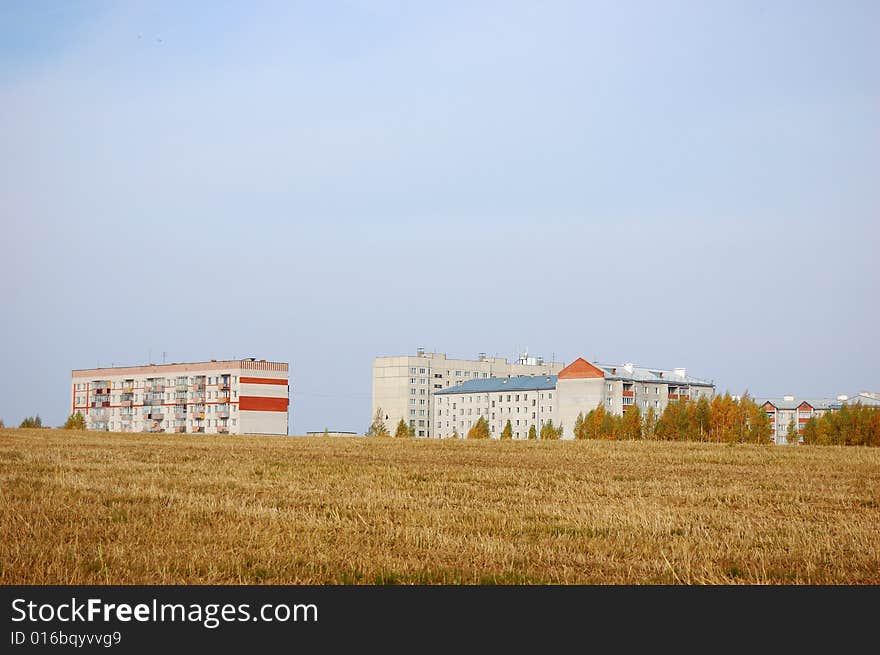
71 358 289 435
435 357 715 439
371 349 564 438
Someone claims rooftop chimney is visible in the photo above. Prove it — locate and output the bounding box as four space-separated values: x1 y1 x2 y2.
673 367 686 378
837 394 849 401
624 362 635 374
783 394 795 402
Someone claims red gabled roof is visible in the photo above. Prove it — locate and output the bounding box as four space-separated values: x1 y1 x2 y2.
798 401 814 410
558 357 605 380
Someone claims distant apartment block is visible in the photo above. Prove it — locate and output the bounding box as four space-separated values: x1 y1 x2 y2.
761 391 880 445
372 349 564 438
434 357 715 440
71 359 289 435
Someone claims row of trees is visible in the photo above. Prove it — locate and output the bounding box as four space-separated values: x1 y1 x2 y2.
368 400 879 446
2 412 87 431
574 394 774 443
801 403 880 447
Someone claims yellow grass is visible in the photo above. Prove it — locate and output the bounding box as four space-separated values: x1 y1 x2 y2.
1 428 878 584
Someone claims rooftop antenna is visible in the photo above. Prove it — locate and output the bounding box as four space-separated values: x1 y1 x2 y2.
148 349 152 365
162 351 166 364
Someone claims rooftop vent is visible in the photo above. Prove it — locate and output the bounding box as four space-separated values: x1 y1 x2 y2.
674 367 686 378
837 394 849 401
783 394 795 401
624 362 635 374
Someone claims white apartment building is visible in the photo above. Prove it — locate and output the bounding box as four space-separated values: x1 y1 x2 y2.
760 392 880 445
372 349 564 438
71 358 289 435
435 357 715 439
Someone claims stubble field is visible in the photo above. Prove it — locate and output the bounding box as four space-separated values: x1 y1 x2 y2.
1 428 878 584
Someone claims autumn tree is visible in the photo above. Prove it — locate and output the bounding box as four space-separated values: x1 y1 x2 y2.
467 416 491 439
64 411 86 430
540 419 562 440
620 405 642 440
786 419 800 445
642 406 657 439
582 404 606 440
501 420 513 441
527 424 537 440
394 419 412 438
367 408 390 437
573 412 586 440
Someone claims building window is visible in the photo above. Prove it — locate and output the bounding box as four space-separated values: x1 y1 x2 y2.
410 368 417 374
411 389 416 395
419 368 426 374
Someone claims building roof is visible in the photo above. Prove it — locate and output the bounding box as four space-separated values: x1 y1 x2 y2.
759 398 841 411
435 375 558 395
840 394 880 408
597 363 714 386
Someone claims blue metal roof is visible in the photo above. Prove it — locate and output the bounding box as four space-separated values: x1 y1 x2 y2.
434 375 558 395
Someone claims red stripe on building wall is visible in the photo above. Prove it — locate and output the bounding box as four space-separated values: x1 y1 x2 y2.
239 396 289 412
240 377 288 385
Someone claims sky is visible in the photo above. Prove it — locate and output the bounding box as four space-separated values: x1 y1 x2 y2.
1 0 878 432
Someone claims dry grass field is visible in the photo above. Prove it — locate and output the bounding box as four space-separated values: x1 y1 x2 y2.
1 428 879 584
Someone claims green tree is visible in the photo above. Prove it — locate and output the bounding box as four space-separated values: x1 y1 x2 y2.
63 411 86 430
573 412 585 440
20 415 42 429
467 416 490 439
527 424 537 440
394 419 412 438
501 420 513 441
367 408 390 437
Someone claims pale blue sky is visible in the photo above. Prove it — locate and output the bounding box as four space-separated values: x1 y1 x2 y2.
1 1 877 431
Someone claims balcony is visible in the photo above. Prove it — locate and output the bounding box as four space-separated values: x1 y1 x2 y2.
122 386 134 394
172 426 186 433
146 412 164 421
217 395 230 404
216 409 230 419
145 385 165 394
121 399 133 407
174 393 188 404
191 412 205 421
668 394 680 401
217 427 229 434
190 393 206 404
218 381 230 391
622 390 634 398
192 427 205 434
174 411 187 420
90 401 111 408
